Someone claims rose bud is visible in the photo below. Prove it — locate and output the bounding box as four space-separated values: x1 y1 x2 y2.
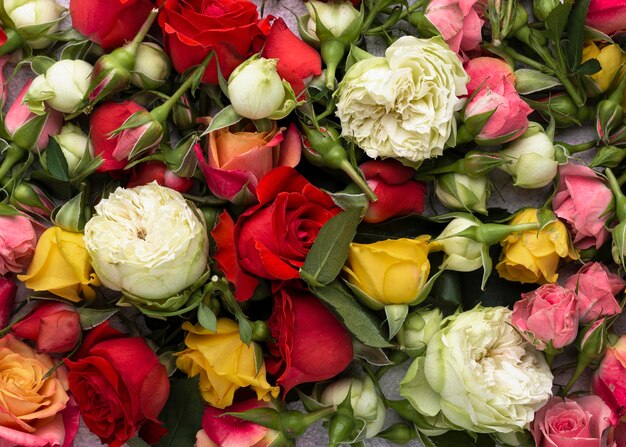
435 172 489 214
12 302 81 353
267 282 353 394
531 395 616 447
422 0 487 54
607 168 626 267
582 42 624 95
0 214 37 275
4 79 63 151
53 123 92 175
131 42 171 90
593 335 626 418
430 217 483 272
127 160 194 193
320 376 386 439
195 400 281 447
227 56 286 120
511 283 579 352
498 122 558 188
536 93 591 128
4 0 64 49
396 308 443 357
8 181 55 218
590 145 626 168
464 56 516 96
360 159 426 223
564 262 625 324
70 0 155 50
533 0 562 21
0 276 17 328
553 163 613 250
24 59 94 114
596 74 626 144
172 94 196 130
586 0 626 35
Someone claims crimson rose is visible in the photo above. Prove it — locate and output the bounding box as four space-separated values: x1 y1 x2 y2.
64 322 170 447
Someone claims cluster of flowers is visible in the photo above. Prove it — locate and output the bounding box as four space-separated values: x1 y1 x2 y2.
2 0 626 446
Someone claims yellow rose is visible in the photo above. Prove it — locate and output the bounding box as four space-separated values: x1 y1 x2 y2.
582 42 623 94
496 208 578 284
17 226 99 301
176 319 279 409
343 237 431 308
0 334 71 443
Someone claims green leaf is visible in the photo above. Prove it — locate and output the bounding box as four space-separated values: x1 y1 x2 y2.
566 0 591 70
45 139 70 181
155 377 204 447
30 56 55 75
514 69 561 94
0 204 21 216
430 431 495 447
544 2 572 44
201 105 242 136
352 340 392 366
576 58 601 75
197 302 217 332
422 270 463 315
312 281 392 348
77 308 119 330
301 207 362 287
127 437 151 447
385 304 408 339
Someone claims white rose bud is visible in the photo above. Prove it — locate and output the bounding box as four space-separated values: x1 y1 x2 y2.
53 123 91 173
83 182 209 303
4 0 64 49
499 122 558 189
396 308 444 357
305 0 360 40
432 217 483 272
435 173 489 214
227 57 285 120
320 376 386 438
26 59 93 114
131 42 171 90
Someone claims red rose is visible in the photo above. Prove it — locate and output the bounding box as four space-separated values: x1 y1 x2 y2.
90 100 148 172
0 276 16 328
127 160 194 193
64 322 170 447
70 0 155 50
12 302 81 353
158 0 270 84
212 167 341 301
360 159 426 223
267 282 353 393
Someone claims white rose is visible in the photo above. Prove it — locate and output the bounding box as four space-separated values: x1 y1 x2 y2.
400 306 553 435
432 217 483 272
5 0 64 49
336 36 468 165
84 182 209 302
305 0 360 40
435 172 489 214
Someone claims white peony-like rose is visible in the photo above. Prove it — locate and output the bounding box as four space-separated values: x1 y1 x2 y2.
84 182 209 303
335 36 468 165
400 306 553 435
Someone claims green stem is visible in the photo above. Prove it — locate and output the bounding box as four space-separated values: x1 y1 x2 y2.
554 140 597 154
500 45 550 72
365 1 423 35
340 159 377 202
544 351 555 367
151 64 205 124
0 27 22 56
127 8 159 54
0 145 26 182
606 168 626 221
560 355 591 396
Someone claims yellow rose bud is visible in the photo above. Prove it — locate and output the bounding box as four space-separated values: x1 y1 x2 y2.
17 226 100 301
496 208 578 284
343 237 431 307
176 319 279 409
582 42 624 94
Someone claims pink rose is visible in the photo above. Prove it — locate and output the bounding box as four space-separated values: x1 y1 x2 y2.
463 75 531 144
614 421 626 447
12 302 81 353
0 214 37 275
553 163 613 250
360 159 426 223
464 57 516 95
593 335 626 418
425 0 487 54
530 395 616 447
564 262 625 324
511 283 578 350
586 0 626 36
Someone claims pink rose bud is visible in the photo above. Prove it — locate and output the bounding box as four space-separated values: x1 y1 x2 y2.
4 79 63 151
359 159 426 223
12 302 81 353
0 276 17 328
593 335 626 418
464 56 516 96
511 283 578 351
578 319 609 362
127 161 194 193
564 262 625 323
423 0 487 54
530 395 616 447
10 181 55 218
553 163 613 250
586 0 626 35
0 214 37 275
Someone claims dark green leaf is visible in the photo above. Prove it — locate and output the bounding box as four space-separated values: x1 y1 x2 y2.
566 0 591 70
514 69 561 94
45 139 70 181
430 431 495 447
127 437 151 447
201 105 242 136
576 58 601 75
353 340 392 366
544 2 571 45
77 308 119 330
156 377 204 447
197 302 217 332
355 215 444 244
312 281 392 348
301 207 362 286
422 270 463 315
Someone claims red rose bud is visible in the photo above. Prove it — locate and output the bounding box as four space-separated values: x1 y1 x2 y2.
586 0 626 35
4 79 63 151
0 276 17 329
70 0 156 50
6 181 55 218
359 159 425 223
107 110 164 160
593 335 626 418
590 145 626 168
127 160 194 193
12 302 81 353
267 282 353 393
597 74 626 144
65 321 169 446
